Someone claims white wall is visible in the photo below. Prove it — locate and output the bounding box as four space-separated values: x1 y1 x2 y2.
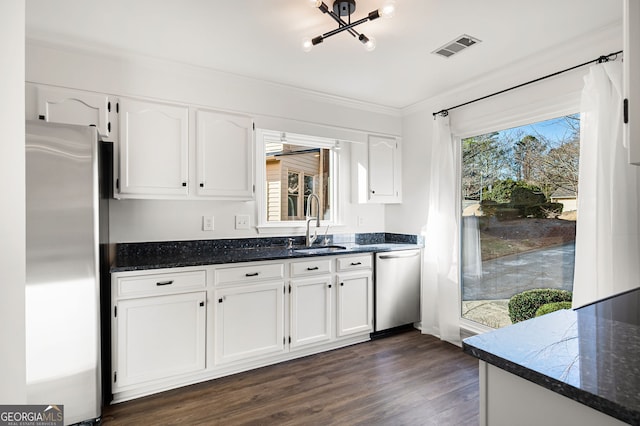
0 1 26 403
387 23 622 236
25 41 399 242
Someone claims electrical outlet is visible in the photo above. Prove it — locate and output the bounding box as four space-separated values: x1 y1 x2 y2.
202 216 214 231
235 214 250 229
358 216 365 227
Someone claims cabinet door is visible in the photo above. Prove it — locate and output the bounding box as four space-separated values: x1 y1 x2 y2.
290 276 333 348
36 85 116 139
336 272 373 337
624 0 640 165
196 110 254 199
215 281 285 364
118 98 189 197
114 291 206 389
368 135 402 203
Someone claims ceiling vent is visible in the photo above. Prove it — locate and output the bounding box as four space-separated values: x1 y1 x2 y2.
432 34 481 58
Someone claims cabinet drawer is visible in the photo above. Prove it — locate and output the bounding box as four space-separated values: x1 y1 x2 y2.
291 258 333 277
215 263 284 285
337 254 372 271
117 270 206 298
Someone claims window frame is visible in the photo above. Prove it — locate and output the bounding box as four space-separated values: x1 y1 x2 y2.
458 113 580 332
256 129 341 233
451 83 585 335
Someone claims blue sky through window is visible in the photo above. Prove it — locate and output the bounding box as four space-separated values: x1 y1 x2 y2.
499 114 579 146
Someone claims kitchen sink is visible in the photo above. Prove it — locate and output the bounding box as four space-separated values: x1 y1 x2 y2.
292 245 347 254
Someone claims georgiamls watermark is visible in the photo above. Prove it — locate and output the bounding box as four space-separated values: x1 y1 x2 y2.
0 405 63 426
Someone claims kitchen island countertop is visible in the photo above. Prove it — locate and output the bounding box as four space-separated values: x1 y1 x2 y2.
463 287 640 425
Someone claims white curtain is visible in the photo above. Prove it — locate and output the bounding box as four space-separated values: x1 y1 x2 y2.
462 216 482 279
422 115 461 345
573 61 640 308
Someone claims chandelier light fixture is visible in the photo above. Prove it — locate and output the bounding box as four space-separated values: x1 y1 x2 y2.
303 0 396 52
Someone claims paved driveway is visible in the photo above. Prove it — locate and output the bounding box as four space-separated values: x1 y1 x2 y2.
462 242 575 301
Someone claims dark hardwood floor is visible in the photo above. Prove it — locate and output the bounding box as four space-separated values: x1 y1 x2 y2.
102 330 479 425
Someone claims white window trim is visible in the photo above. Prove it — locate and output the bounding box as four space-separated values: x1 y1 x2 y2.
256 129 343 234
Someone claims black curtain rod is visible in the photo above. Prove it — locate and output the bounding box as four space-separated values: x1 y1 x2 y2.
432 50 623 118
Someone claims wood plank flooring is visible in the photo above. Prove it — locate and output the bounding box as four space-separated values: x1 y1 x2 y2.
102 330 479 425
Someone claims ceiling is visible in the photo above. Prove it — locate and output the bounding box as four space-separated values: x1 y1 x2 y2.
25 0 622 109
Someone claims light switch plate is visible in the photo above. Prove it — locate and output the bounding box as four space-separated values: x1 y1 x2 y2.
203 216 214 231
235 214 250 229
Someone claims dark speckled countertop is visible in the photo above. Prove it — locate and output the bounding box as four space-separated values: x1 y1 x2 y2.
111 233 422 272
463 287 640 425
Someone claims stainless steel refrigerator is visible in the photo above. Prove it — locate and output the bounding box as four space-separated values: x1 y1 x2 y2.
26 121 110 425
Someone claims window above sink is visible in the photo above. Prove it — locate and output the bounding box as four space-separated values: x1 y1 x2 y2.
256 129 341 233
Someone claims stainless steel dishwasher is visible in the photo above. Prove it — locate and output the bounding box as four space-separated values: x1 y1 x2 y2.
374 249 421 333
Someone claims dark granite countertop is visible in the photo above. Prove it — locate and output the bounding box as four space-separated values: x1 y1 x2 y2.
463 287 640 425
110 233 422 272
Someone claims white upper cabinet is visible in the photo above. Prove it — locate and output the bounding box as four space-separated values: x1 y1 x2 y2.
351 135 402 204
196 109 254 199
368 135 401 202
624 0 640 165
118 98 189 198
35 85 116 140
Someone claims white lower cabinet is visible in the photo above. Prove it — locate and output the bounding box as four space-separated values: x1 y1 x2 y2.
111 269 207 398
214 281 285 364
290 277 333 348
111 254 374 402
337 272 373 337
114 291 206 389
289 258 334 349
337 254 374 337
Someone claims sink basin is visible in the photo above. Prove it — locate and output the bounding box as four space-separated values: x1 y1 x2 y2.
293 245 347 254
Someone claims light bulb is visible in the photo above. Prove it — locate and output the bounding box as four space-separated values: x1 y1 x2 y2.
307 0 322 7
302 37 314 52
363 36 376 51
378 0 396 18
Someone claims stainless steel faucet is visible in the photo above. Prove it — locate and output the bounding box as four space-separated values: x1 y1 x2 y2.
305 193 320 246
